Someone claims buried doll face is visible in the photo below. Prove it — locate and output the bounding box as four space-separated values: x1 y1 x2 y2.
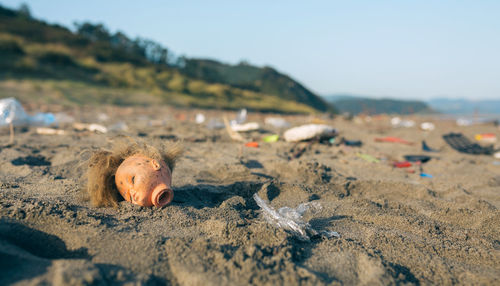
115 155 173 207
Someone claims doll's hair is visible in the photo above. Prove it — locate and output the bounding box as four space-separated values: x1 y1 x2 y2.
86 136 183 207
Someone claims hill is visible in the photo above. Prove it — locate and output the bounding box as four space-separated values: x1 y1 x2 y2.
0 4 333 113
324 94 433 115
427 98 500 115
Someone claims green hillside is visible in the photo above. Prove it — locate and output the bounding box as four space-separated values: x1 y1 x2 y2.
324 94 433 115
0 5 334 113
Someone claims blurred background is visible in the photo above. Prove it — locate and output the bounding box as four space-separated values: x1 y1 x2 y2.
0 0 499 116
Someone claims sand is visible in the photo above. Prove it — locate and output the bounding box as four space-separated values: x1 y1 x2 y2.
1 105 499 285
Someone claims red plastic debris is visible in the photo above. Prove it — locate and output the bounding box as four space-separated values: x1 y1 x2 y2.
245 142 259 148
375 137 413 145
393 161 412 168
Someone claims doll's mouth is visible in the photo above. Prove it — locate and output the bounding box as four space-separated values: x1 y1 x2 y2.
152 187 173 207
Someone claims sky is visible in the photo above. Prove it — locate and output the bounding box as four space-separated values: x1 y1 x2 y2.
2 0 500 100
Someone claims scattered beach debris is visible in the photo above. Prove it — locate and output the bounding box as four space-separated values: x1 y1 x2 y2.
493 161 500 166
494 152 500 159
233 108 247 125
263 134 279 143
404 155 432 163
265 117 290 128
73 123 108 133
356 153 380 163
87 138 182 208
456 118 472 126
245 142 259 148
1 97 56 143
36 127 66 135
443 133 495 155
422 140 439 152
375 136 413 145
474 133 497 143
339 138 362 147
394 161 412 168
195 113 206 124
231 122 260 132
420 122 435 131
253 193 340 241
420 173 433 178
1 97 56 127
223 117 244 142
391 117 415 128
283 124 337 142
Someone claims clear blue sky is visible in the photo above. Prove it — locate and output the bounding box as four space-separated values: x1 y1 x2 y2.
2 0 499 100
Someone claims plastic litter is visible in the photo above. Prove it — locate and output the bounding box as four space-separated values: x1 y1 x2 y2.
36 127 66 135
420 173 433 178
265 117 290 128
253 193 340 241
0 97 55 127
375 137 413 145
404 155 431 163
231 122 259 132
443 133 495 155
263 134 279 143
493 161 500 165
340 138 362 147
391 117 415 128
283 124 337 142
245 142 259 148
494 152 500 159
356 153 380 163
420 122 435 131
474 133 497 143
73 123 108 133
456 118 472 126
234 108 247 124
422 140 439 152
394 161 412 168
195 113 206 124
223 117 244 142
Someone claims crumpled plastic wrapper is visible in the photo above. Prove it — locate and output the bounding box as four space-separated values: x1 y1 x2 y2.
253 193 340 241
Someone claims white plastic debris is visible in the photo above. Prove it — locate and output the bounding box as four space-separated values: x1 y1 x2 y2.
265 117 290 128
235 108 247 124
420 122 435 131
73 123 108 133
283 124 336 142
494 152 500 159
36 127 66 135
253 193 340 241
391 117 415 128
0 97 56 127
195 113 205 124
456 118 472 126
231 122 259 132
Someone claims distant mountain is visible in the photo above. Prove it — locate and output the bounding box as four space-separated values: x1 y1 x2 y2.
0 4 333 113
426 98 500 115
324 94 433 115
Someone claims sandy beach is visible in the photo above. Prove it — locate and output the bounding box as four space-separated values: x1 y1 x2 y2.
1 105 499 285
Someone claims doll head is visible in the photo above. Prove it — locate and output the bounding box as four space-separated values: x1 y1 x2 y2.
87 137 182 208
